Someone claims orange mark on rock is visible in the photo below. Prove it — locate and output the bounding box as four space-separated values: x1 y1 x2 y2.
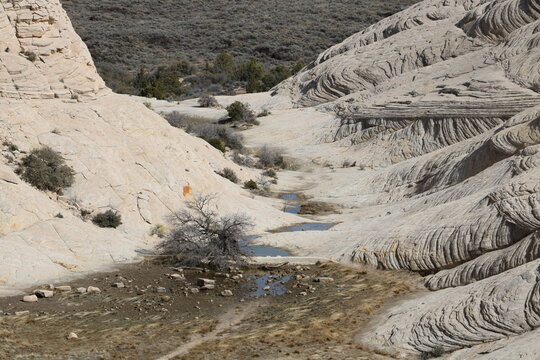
183 185 192 197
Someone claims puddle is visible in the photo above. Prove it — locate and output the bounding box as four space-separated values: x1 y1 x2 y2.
282 193 299 201
240 235 292 257
282 193 301 214
243 274 292 297
282 223 337 232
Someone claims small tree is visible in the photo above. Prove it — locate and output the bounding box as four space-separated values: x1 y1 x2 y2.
243 179 258 190
213 52 234 75
158 195 253 269
17 146 75 194
226 101 257 123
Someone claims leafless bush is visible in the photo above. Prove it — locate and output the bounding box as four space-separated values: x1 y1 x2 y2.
232 150 257 167
198 94 219 108
190 123 244 150
257 145 285 168
158 194 253 269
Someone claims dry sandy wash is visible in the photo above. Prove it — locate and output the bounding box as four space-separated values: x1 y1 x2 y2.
2 0 540 358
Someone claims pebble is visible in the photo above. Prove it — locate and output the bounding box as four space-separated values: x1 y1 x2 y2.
112 282 125 288
67 332 78 340
156 287 167 293
76 287 87 294
220 290 233 297
314 277 334 283
197 278 216 287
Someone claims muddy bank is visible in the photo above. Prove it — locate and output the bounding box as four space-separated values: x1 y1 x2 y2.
0 261 420 359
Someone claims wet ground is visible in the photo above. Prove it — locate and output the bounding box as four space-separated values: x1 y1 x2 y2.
0 261 420 359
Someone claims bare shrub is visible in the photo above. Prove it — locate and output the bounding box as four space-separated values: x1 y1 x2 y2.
158 195 253 269
219 167 239 183
257 145 285 169
232 151 257 167
198 94 219 108
190 123 244 150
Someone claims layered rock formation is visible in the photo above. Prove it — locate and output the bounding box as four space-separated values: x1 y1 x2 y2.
265 0 540 356
0 0 296 296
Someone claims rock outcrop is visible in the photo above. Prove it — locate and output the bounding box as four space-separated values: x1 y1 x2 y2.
264 0 540 357
0 0 297 296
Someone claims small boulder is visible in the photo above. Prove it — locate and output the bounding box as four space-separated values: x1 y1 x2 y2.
220 290 233 297
189 287 200 294
34 289 54 298
67 332 78 340
169 273 185 280
15 310 30 316
76 287 87 294
87 286 101 293
197 278 216 287
22 295 38 303
200 284 215 290
111 282 125 288
156 287 167 293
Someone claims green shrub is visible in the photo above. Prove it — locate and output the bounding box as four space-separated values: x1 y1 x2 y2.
2 141 18 152
204 138 226 153
151 224 167 238
16 146 75 194
219 167 239 183
23 51 37 62
243 179 258 190
92 210 122 228
226 101 257 124
262 169 277 178
261 65 291 90
236 59 264 82
133 67 185 100
212 52 234 75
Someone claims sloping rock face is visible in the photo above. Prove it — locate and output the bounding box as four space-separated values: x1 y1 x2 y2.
273 0 540 357
0 0 295 296
0 0 108 99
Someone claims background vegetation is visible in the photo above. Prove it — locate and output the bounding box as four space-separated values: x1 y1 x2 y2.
62 0 418 98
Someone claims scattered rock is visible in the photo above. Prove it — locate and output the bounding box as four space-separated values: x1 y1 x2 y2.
220 290 233 297
34 289 54 298
156 287 167 293
190 287 200 294
22 295 38 303
299 291 307 296
76 287 87 294
169 273 185 280
67 332 78 340
197 278 216 287
201 284 215 290
314 277 334 283
87 286 101 293
14 311 30 316
263 286 270 291
112 282 125 288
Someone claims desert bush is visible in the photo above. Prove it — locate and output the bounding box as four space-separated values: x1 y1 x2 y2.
151 224 167 238
133 66 186 100
16 146 75 194
232 151 257 167
22 50 37 62
226 101 257 124
257 109 271 117
262 169 277 178
261 65 291 90
257 145 286 169
204 138 226 153
2 141 18 152
92 210 122 228
243 179 258 190
198 94 219 108
219 167 239 183
190 123 244 150
212 52 235 75
158 194 253 269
